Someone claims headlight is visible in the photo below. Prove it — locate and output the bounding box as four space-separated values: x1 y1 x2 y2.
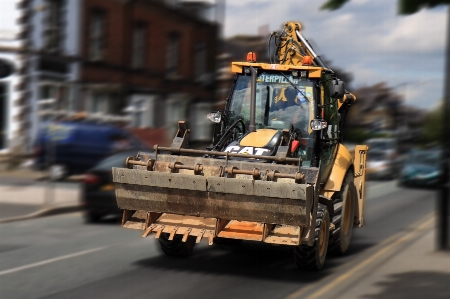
310 119 327 131
207 112 222 123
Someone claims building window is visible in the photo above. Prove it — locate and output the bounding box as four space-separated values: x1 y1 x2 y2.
39 84 64 108
38 84 71 118
190 102 213 141
44 0 63 52
88 92 121 116
129 95 156 128
132 100 144 127
166 33 180 77
194 42 206 80
132 24 147 69
89 10 106 61
90 92 108 114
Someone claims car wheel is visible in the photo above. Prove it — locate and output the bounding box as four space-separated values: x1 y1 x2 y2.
84 211 103 223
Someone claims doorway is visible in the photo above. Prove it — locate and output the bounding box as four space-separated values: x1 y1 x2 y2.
0 83 7 149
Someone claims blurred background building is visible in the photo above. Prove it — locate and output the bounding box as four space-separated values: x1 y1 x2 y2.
0 0 442 161
0 0 28 162
0 0 222 160
26 0 82 153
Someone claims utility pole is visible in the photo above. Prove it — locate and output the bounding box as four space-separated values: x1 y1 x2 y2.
438 6 450 250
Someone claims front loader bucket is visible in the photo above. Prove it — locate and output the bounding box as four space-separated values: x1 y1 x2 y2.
113 152 319 246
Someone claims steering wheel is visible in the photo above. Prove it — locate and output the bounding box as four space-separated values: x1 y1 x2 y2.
212 119 246 151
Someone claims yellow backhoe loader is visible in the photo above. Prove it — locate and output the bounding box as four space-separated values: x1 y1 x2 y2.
113 21 368 270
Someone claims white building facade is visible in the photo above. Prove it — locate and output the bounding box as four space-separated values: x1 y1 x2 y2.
0 0 27 154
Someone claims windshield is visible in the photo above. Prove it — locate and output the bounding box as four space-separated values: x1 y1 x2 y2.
229 72 314 132
228 71 316 165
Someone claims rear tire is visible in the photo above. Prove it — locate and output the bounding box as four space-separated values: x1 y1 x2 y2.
328 171 356 255
294 204 330 271
159 233 196 257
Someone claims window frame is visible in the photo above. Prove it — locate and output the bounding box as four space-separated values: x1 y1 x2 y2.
88 9 107 61
131 22 147 69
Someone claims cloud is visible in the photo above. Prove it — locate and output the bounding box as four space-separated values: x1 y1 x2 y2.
222 0 447 109
375 10 446 53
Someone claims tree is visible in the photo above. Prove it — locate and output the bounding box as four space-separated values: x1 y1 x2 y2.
321 0 450 250
420 104 444 145
320 0 450 13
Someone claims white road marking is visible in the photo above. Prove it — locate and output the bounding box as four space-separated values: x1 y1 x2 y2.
0 246 107 276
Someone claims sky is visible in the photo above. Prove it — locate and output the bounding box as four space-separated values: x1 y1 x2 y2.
222 0 448 110
0 0 19 37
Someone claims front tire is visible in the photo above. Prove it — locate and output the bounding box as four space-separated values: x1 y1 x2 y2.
328 171 356 255
84 211 103 223
159 233 196 257
294 204 330 271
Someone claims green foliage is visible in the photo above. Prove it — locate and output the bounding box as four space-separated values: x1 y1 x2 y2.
420 104 444 144
398 0 450 14
321 0 449 13
320 0 350 10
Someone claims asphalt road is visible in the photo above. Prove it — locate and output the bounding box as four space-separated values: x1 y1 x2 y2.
0 180 437 299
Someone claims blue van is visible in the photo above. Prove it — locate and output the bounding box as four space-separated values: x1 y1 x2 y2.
34 122 146 179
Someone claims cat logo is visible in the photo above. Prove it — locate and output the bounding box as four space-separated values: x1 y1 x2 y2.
224 146 270 156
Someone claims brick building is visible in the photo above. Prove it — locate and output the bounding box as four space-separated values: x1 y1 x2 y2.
79 0 219 144
2 0 219 156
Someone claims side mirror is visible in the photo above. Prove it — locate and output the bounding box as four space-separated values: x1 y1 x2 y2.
330 79 345 99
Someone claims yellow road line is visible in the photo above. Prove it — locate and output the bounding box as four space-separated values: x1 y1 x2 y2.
285 212 435 299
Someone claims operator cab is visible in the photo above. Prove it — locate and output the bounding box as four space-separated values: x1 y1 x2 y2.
217 70 319 166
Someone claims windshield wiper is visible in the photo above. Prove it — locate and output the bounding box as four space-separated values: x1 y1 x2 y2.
264 86 270 125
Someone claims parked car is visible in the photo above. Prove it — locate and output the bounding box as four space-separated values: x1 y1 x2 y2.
82 150 140 223
366 150 398 180
398 149 443 188
366 138 396 155
34 122 145 180
365 138 400 180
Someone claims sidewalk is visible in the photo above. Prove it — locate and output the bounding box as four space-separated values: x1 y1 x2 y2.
287 215 450 299
0 168 83 223
341 229 450 299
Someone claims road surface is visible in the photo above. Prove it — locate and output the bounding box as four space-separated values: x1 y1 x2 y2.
0 180 437 299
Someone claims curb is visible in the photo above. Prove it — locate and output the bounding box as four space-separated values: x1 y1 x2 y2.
0 205 84 224
285 213 436 299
